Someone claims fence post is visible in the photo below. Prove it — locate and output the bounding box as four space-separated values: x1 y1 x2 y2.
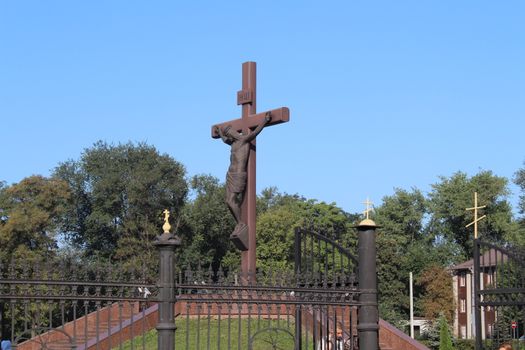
155 210 181 350
473 239 482 350
356 218 379 350
294 227 302 350
0 302 5 342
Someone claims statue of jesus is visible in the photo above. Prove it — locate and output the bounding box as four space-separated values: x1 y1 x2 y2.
215 113 271 235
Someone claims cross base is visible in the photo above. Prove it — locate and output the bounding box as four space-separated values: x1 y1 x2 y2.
230 223 249 251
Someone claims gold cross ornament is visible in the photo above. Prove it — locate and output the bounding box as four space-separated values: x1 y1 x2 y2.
465 192 486 239
363 197 374 220
162 209 171 234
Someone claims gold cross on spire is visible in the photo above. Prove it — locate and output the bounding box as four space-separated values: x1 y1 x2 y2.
363 197 374 220
465 192 486 239
162 209 171 234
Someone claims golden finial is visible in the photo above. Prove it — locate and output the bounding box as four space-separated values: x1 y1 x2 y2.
465 192 486 239
363 197 374 220
359 197 377 226
162 209 171 234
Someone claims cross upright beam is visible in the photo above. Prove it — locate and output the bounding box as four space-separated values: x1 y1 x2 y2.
240 61 258 281
212 62 289 281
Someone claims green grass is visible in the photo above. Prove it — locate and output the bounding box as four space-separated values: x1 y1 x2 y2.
113 317 313 349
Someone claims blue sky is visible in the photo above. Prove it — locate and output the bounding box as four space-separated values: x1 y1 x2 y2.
1 1 524 215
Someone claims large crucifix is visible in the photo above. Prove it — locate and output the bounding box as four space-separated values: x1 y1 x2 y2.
211 62 290 279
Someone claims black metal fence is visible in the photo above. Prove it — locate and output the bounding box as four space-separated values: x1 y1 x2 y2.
174 266 359 349
294 226 360 349
0 258 157 349
0 224 379 350
474 239 525 350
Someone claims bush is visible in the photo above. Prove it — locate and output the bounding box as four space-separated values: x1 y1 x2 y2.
455 339 475 350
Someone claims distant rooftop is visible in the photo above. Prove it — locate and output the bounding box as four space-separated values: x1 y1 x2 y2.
450 248 508 270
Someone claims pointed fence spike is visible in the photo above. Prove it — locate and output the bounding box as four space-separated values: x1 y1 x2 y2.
207 264 214 284
58 259 67 281
227 268 236 285
44 257 53 279
185 265 193 284
196 262 203 284
8 258 16 279
105 258 113 281
273 270 280 287
248 269 256 286
177 268 182 285
217 265 225 284
21 259 30 279
95 265 102 282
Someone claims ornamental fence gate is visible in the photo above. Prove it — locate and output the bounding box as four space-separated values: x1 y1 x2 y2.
473 239 525 350
0 224 379 350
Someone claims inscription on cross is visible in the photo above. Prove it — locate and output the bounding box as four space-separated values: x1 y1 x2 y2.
211 62 290 279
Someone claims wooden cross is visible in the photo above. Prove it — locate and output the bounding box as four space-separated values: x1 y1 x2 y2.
211 62 290 279
465 191 486 239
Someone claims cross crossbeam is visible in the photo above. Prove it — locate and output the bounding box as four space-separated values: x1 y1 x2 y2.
211 107 289 138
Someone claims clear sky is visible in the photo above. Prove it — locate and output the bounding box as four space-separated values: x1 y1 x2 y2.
1 1 524 215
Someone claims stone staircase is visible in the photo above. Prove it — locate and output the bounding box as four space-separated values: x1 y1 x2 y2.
16 302 157 350
17 301 428 350
379 319 428 350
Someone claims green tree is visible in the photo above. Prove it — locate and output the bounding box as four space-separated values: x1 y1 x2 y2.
0 180 5 225
257 200 303 273
438 314 454 350
515 160 525 216
428 170 515 258
0 175 70 262
513 162 525 247
179 174 236 269
375 188 427 242
256 191 358 275
374 188 428 325
53 141 187 268
256 187 306 215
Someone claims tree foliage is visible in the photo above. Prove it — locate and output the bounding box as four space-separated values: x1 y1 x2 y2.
369 170 517 328
179 174 236 269
256 189 358 275
374 188 428 324
418 265 455 322
53 141 187 268
438 314 454 350
0 175 70 262
428 170 514 258
419 314 454 350
515 160 525 216
375 188 427 242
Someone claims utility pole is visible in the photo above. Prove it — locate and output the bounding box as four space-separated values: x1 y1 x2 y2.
410 272 414 339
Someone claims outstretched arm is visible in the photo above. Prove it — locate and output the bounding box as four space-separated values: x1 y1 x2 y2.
215 126 230 143
244 113 271 142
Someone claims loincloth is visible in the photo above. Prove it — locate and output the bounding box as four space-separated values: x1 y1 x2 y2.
226 171 247 193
